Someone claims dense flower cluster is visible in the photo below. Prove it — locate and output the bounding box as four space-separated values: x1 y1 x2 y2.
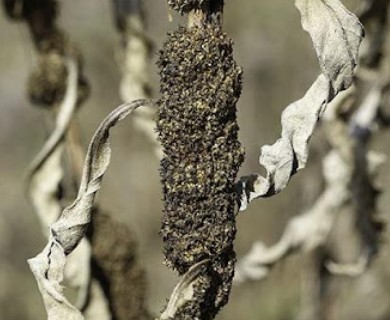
157 24 244 318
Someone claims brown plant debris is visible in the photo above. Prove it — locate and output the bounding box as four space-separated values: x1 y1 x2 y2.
87 207 151 320
157 24 244 318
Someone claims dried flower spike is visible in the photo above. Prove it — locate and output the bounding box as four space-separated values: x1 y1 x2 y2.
157 1 244 318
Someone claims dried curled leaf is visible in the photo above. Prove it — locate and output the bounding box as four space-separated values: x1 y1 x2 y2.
236 75 388 282
297 0 363 92
235 150 351 283
160 260 210 320
26 57 92 309
238 0 364 210
28 99 153 319
327 87 387 276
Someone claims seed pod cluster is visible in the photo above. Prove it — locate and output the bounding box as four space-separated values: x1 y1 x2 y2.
4 0 89 108
157 24 244 318
87 208 151 320
28 51 89 108
28 52 67 107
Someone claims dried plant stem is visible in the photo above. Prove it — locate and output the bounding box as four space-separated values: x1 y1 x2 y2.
298 2 390 317
112 0 161 158
297 249 330 320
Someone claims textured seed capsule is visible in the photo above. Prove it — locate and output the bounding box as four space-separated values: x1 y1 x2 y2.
167 0 208 13
157 25 244 318
28 52 67 107
28 52 89 108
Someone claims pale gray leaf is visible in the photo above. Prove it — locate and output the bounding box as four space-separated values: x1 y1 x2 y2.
235 151 351 283
28 99 153 319
296 0 363 92
29 241 84 320
325 253 369 276
238 0 364 210
27 58 78 227
118 14 162 159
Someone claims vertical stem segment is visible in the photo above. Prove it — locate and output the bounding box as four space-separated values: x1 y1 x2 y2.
157 0 244 318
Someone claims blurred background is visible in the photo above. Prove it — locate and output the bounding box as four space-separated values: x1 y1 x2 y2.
2 0 390 319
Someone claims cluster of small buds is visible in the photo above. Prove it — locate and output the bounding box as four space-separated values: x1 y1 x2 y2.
157 1 244 317
28 52 68 107
28 50 89 108
167 0 208 14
